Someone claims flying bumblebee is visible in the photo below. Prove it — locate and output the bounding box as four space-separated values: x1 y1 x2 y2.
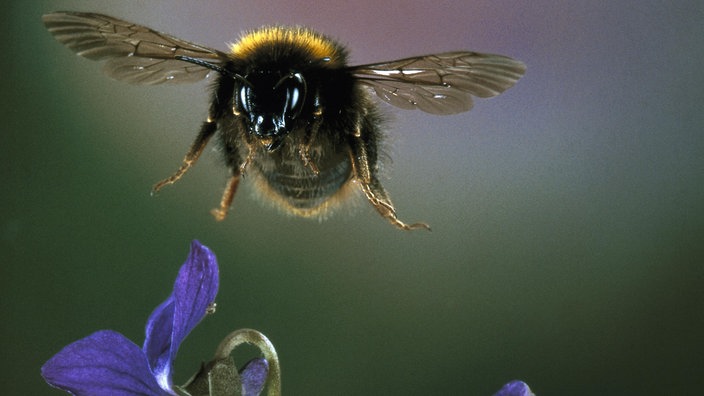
42 12 525 230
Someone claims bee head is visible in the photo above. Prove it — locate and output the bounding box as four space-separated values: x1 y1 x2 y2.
235 70 307 151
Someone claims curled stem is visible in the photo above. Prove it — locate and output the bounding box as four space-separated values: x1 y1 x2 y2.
213 329 280 396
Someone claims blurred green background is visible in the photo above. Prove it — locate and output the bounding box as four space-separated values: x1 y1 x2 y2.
2 1 703 395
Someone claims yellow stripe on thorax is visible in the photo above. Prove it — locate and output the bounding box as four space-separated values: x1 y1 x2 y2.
229 26 342 64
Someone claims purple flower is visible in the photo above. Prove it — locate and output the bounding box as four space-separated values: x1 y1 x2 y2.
239 358 269 395
41 240 268 396
494 380 535 396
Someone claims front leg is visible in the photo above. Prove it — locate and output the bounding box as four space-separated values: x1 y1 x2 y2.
152 119 217 193
348 118 430 231
211 173 241 221
299 91 324 174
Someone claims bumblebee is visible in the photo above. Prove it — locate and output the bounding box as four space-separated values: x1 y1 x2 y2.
42 12 525 230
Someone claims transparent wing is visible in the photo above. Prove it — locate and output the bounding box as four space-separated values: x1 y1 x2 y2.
350 51 526 115
42 12 229 85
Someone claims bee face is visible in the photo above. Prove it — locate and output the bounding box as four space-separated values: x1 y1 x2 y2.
42 12 526 230
235 70 308 151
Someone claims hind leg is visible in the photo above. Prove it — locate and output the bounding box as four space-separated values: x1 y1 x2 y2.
347 116 430 231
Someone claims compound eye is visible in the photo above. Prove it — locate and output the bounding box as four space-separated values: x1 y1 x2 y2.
277 73 307 119
287 86 302 115
239 85 251 113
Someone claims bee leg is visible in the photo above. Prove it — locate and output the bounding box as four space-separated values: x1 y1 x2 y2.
211 174 241 221
239 143 256 175
299 120 321 174
152 120 217 193
348 126 431 231
299 99 323 174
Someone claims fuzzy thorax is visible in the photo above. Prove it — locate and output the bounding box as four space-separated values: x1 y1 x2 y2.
228 26 346 66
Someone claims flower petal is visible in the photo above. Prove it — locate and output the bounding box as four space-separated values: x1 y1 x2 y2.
143 240 219 390
143 297 176 390
42 330 168 396
240 358 269 396
171 240 219 354
493 380 535 396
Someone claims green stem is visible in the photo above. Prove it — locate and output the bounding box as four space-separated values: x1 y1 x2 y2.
213 329 281 396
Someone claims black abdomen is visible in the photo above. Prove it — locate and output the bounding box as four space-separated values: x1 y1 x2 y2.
249 145 354 216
